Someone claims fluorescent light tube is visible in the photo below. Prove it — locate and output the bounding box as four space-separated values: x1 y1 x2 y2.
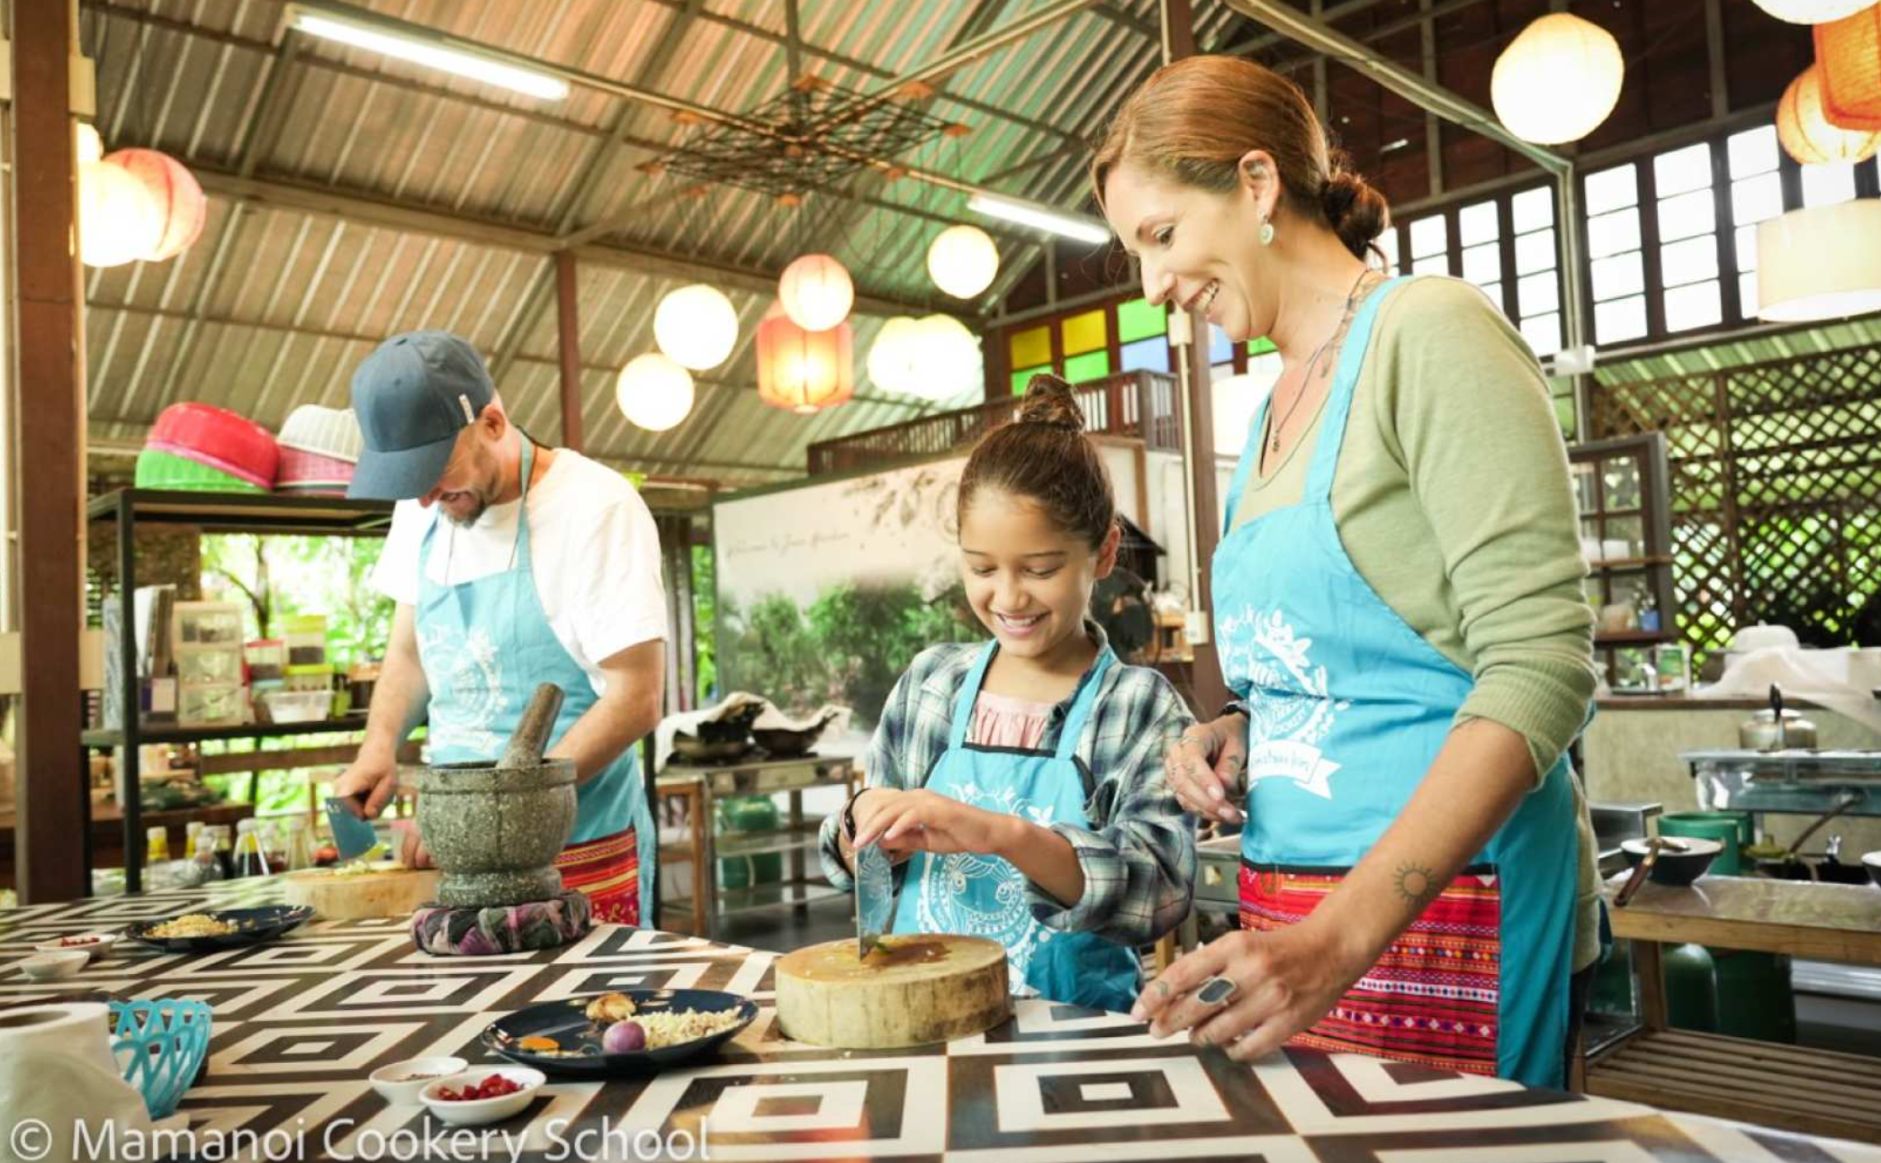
292 11 570 101
968 193 1110 246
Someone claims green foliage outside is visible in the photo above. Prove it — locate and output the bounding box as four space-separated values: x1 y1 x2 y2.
197 534 395 816
719 582 983 727
1737 509 1879 650
692 544 718 705
201 534 393 666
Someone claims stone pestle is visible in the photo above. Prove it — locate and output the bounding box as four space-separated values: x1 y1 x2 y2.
502 683 565 772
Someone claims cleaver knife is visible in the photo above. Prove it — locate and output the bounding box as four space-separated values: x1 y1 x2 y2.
854 840 901 958
324 795 381 861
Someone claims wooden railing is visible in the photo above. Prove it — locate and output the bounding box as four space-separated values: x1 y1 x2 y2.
807 371 1183 477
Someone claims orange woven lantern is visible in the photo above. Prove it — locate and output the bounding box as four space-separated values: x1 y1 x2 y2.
756 302 853 414
1776 65 1880 163
1816 8 1881 131
106 148 206 262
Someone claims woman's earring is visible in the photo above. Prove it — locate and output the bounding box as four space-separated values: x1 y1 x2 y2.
1259 218 1275 247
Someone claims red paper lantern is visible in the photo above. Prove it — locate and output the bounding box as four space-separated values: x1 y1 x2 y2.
1816 8 1881 131
78 159 162 268
756 302 853 414
106 148 206 262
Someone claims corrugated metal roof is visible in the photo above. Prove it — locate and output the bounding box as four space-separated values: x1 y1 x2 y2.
79 0 1233 490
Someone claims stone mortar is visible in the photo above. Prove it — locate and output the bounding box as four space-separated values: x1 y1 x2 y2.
416 759 578 907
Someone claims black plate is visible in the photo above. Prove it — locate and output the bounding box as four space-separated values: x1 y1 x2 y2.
124 905 316 953
483 989 757 1076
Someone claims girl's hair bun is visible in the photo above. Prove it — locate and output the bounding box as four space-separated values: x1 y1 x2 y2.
1017 374 1086 431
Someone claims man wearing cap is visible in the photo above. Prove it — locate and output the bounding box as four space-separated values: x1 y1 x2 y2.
335 330 665 924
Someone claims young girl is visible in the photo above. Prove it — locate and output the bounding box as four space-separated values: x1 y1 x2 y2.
815 376 1196 1014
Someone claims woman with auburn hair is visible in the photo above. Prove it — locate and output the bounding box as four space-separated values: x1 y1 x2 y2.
1099 55 1599 1088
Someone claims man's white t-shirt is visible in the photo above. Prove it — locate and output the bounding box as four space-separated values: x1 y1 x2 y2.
372 449 667 695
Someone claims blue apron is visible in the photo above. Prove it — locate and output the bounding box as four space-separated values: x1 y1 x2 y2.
1214 276 1577 1087
893 641 1142 1013
415 439 653 923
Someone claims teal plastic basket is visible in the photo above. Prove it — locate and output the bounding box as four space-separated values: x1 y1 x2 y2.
109 999 212 1119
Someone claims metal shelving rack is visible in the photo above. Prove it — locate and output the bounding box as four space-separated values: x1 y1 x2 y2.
84 489 395 893
1569 433 1679 686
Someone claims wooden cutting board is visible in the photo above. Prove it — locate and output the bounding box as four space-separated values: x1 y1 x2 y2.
775 934 1008 1048
282 863 440 920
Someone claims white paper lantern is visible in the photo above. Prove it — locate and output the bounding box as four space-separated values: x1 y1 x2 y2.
615 352 695 432
866 316 925 396
77 123 104 164
914 314 983 400
654 284 739 371
1757 201 1881 321
1750 0 1875 23
78 158 163 268
926 224 1000 299
777 253 853 331
1491 13 1625 144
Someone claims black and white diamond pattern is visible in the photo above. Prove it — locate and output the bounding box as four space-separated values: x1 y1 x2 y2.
3 889 1877 1162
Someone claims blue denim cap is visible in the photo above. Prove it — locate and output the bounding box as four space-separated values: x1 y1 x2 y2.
347 331 494 500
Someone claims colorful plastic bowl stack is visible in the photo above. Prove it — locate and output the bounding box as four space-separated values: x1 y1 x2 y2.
136 402 279 494
275 405 362 497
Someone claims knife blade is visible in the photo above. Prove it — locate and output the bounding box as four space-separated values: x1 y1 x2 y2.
854 840 901 958
324 795 381 861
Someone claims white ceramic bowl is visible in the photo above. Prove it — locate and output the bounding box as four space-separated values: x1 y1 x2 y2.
20 950 89 981
35 932 117 964
369 1056 468 1106
419 1067 545 1126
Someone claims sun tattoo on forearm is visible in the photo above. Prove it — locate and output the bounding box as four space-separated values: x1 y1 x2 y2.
1394 863 1441 909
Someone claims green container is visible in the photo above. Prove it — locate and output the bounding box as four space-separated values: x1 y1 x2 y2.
716 795 782 891
1589 939 1637 1016
1664 942 1722 1032
1660 811 1746 874
1679 809 1753 848
1712 950 1796 1043
135 448 267 494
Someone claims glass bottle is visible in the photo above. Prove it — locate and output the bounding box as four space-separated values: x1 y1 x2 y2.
184 820 204 860
233 819 274 878
263 819 289 872
184 836 223 886
146 826 171 864
284 817 315 872
212 825 237 881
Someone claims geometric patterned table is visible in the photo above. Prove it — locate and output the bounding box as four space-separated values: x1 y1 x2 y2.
3 882 1877 1162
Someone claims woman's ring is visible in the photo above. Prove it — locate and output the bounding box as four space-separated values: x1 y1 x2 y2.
1196 976 1237 1006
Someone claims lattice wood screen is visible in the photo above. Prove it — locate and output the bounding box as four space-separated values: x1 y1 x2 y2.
1589 342 1881 665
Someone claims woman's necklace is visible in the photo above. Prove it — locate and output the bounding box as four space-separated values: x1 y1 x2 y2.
1267 268 1377 455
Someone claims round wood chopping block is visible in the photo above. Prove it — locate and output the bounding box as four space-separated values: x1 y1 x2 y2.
774 934 1009 1049
283 864 441 920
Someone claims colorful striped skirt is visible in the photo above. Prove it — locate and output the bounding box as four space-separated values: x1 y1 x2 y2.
1241 863 1501 1076
555 826 639 926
